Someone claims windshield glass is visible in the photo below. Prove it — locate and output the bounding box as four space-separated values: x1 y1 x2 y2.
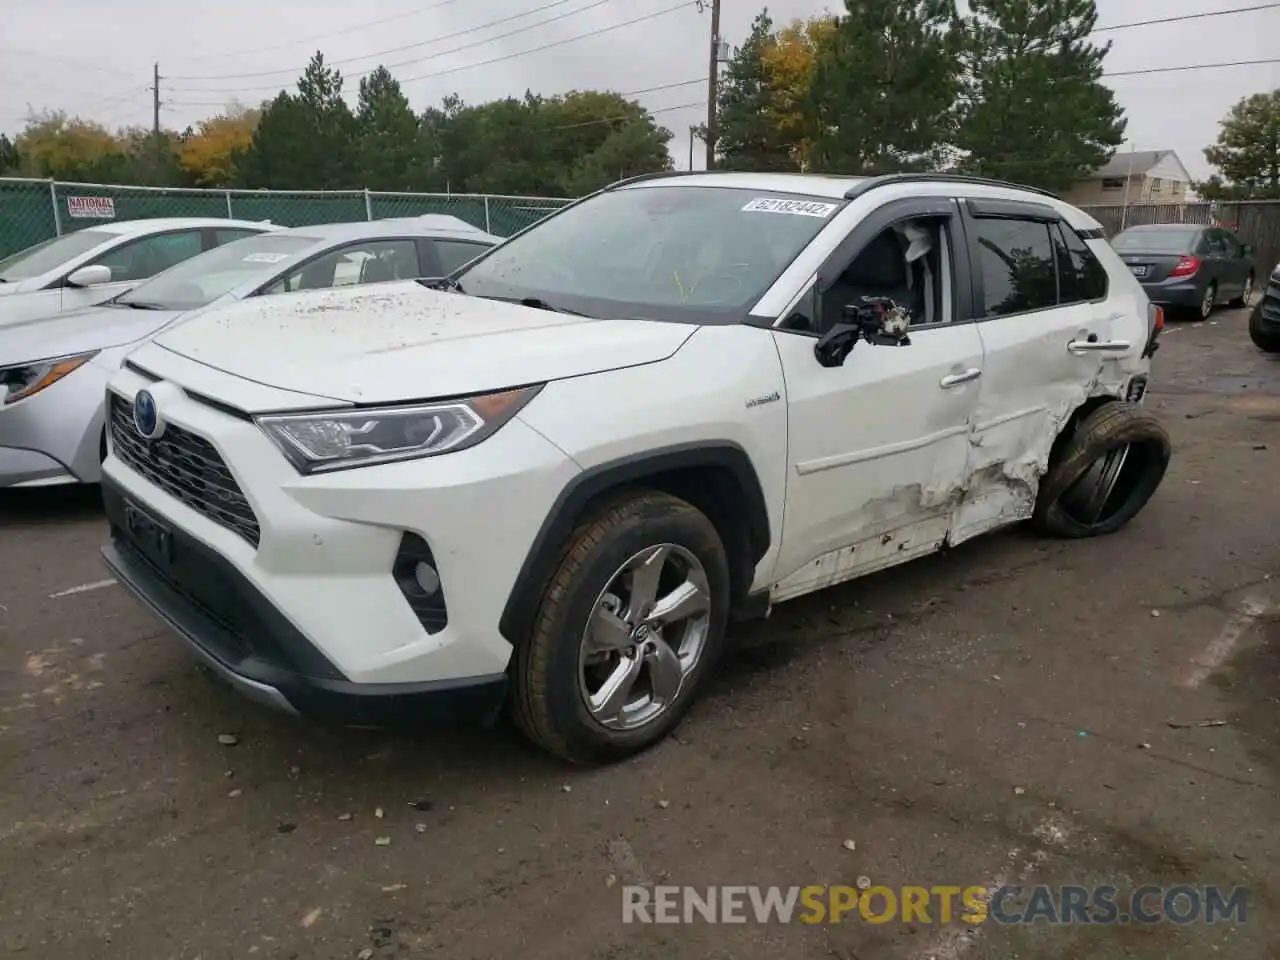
117 233 318 310
1111 228 1199 253
0 230 115 281
455 185 843 322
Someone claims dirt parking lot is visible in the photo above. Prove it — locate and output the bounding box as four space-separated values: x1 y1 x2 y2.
2 306 1279 960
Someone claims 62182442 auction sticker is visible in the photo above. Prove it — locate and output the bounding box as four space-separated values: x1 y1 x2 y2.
741 197 839 218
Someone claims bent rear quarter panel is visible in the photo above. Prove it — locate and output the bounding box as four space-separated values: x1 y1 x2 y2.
516 323 790 594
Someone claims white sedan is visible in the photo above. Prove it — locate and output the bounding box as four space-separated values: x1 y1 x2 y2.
0 217 276 327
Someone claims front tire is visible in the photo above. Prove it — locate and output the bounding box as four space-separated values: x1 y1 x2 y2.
1031 402 1171 539
1249 301 1280 353
511 490 730 764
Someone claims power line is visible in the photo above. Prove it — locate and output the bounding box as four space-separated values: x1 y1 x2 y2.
170 0 589 81
1105 57 1280 79
182 0 473 63
167 76 706 110
1092 2 1280 33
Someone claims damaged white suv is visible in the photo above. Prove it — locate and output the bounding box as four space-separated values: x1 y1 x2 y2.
101 172 1170 763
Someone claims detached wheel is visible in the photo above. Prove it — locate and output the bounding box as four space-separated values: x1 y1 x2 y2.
511 490 730 764
1229 273 1254 308
1249 302 1280 353
1032 401 1171 539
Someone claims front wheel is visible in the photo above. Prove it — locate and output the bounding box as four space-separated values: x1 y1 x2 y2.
1031 401 1171 539
510 490 730 764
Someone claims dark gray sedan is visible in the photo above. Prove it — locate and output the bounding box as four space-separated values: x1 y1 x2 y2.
1111 223 1257 320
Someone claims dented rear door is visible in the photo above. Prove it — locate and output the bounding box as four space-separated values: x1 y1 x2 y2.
956 201 1111 542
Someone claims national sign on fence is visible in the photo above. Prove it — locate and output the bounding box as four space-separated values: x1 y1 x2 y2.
66 196 117 219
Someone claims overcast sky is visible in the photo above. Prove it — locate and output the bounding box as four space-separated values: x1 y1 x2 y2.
1 0 1277 184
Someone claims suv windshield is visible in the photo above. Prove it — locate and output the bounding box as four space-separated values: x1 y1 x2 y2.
1111 228 1199 253
454 185 843 322
117 233 317 310
0 230 115 281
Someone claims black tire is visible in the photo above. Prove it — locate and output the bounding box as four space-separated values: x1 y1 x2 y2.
510 489 730 764
1249 301 1280 353
1229 273 1254 309
1031 401 1171 539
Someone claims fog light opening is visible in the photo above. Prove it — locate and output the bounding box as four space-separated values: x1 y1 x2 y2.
392 532 449 635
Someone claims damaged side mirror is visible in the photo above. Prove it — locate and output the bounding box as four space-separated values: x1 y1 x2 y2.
814 297 912 368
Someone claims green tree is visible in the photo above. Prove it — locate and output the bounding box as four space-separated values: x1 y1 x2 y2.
0 134 19 173
354 66 429 191
715 10 794 171
237 53 355 188
1200 89 1280 199
543 90 672 193
807 0 961 175
957 0 1125 192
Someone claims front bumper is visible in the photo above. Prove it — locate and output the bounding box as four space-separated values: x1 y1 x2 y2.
100 361 581 726
101 479 506 726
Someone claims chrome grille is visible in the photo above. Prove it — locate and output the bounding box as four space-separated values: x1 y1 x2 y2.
109 393 261 547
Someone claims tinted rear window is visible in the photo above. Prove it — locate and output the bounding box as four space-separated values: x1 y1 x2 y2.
1111 229 1198 253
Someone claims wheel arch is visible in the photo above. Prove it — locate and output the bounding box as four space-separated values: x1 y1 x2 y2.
1046 393 1124 470
498 442 773 647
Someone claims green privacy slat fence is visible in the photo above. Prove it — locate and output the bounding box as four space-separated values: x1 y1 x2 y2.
0 177 575 259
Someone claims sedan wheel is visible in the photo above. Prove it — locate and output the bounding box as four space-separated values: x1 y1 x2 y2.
1199 282 1217 320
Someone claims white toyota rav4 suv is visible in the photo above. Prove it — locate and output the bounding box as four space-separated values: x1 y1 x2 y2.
100 172 1170 763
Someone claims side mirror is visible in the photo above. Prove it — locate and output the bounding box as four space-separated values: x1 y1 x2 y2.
66 264 112 288
814 298 912 366
814 322 863 368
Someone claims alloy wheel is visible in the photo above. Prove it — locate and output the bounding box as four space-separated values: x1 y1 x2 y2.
577 543 712 731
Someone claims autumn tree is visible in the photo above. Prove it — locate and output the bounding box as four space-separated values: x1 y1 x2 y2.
1200 89 1280 200
957 0 1125 192
177 105 260 186
759 16 835 170
807 0 961 175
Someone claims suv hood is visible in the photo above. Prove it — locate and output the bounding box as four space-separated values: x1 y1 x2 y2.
152 281 697 404
0 302 184 365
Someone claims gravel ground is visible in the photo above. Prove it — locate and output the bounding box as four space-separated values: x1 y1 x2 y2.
1 305 1277 959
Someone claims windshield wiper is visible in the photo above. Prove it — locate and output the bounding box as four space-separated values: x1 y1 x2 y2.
488 295 588 317
418 276 465 293
123 301 167 310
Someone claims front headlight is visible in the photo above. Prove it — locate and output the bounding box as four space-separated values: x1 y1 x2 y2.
0 352 97 405
256 384 543 474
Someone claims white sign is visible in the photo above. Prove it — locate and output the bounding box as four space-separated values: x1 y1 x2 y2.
241 252 290 263
741 197 838 218
66 196 116 219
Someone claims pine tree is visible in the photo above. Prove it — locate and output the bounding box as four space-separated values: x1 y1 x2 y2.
957 0 1125 191
355 66 428 191
807 0 961 175
715 10 797 171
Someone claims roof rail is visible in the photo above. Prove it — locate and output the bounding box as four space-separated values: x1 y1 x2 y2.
844 172 1059 200
606 170 709 190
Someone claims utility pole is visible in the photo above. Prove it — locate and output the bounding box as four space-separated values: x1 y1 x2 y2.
704 0 722 170
689 126 696 171
152 62 161 139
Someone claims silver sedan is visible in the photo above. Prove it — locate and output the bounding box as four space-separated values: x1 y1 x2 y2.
0 215 500 487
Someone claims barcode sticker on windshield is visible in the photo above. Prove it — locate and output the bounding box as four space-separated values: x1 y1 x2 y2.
242 252 290 263
742 197 838 218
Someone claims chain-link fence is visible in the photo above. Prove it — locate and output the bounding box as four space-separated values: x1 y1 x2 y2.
5 176 1280 282
0 177 574 259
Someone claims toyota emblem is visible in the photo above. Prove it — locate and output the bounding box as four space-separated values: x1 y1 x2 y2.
133 389 164 439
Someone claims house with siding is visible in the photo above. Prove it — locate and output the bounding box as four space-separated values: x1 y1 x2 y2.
1060 150 1194 206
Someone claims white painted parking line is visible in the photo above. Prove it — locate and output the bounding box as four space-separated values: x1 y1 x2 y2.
48 579 117 599
914 813 1070 959
1179 596 1269 688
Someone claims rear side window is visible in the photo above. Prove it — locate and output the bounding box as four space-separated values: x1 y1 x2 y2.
1053 223 1108 303
435 240 490 275
972 218 1058 317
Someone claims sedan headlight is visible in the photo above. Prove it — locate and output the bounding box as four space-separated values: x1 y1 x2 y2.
0 352 97 405
256 384 543 474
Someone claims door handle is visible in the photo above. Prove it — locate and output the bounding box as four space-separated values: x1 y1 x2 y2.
940 367 982 388
1068 340 1131 354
